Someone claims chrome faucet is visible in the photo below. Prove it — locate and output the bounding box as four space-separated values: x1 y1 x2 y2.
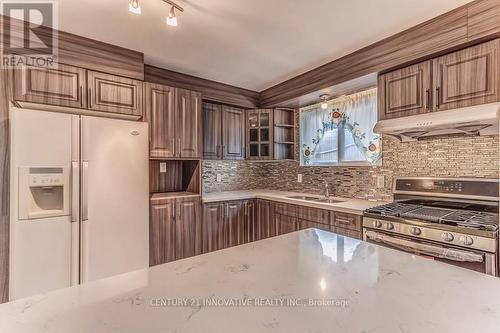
323 181 330 198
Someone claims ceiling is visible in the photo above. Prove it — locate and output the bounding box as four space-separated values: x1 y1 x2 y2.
58 0 472 91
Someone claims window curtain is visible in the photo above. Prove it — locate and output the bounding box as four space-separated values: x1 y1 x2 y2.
300 88 381 165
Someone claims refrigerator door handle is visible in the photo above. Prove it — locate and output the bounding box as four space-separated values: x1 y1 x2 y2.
82 161 89 221
71 161 79 222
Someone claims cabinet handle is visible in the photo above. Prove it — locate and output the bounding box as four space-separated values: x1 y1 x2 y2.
216 145 221 159
435 87 441 109
336 218 352 224
88 87 92 109
80 86 84 107
172 206 175 219
171 139 175 156
177 138 181 157
425 89 431 110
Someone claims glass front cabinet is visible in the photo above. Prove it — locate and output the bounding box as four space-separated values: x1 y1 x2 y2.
246 109 274 160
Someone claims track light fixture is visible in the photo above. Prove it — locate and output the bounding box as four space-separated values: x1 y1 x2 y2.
127 0 184 27
320 94 330 110
128 0 141 15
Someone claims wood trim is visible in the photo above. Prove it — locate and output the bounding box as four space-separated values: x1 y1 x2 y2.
0 15 144 80
259 5 470 107
144 65 259 109
467 0 500 41
0 69 11 303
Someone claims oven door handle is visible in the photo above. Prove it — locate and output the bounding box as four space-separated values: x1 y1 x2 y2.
365 230 484 263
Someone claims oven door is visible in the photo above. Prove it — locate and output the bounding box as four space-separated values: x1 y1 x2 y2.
364 229 497 276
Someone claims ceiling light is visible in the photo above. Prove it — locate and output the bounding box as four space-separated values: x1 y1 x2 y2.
166 6 177 26
163 0 184 27
320 94 330 110
128 0 141 14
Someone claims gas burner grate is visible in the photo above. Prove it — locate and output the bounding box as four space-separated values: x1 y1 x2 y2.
441 211 499 231
365 203 421 217
401 207 455 223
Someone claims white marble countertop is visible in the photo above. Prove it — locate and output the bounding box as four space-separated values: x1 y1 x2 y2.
1 229 499 333
203 190 390 215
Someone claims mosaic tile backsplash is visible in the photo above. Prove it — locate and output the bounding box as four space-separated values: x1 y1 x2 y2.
203 122 499 199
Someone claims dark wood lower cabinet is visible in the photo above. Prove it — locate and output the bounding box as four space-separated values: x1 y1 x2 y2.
200 199 364 258
149 195 201 266
175 197 202 260
202 202 225 253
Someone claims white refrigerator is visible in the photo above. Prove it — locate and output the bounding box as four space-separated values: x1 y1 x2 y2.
9 106 149 300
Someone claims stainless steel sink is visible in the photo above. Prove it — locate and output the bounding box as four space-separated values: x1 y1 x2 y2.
286 195 344 204
287 195 322 201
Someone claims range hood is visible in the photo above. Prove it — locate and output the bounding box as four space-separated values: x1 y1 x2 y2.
374 103 500 142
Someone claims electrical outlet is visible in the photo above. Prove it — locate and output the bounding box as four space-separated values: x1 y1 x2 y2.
216 174 222 182
159 162 167 173
376 175 385 188
297 174 303 183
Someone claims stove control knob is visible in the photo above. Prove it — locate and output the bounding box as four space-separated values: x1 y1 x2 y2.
410 227 422 236
460 235 474 246
372 220 382 228
385 223 395 231
441 232 454 242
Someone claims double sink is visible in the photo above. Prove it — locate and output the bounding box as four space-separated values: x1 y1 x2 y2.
286 195 344 204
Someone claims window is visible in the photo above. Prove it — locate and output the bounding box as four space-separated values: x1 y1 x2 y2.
299 88 381 166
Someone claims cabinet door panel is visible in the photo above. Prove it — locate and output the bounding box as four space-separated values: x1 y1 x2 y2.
145 83 175 158
226 201 245 247
176 89 202 158
378 61 432 120
275 213 298 236
14 63 86 108
433 39 499 111
243 200 256 244
202 102 222 160
175 197 202 260
150 198 176 266
88 71 143 116
222 105 245 160
256 199 276 240
202 202 225 253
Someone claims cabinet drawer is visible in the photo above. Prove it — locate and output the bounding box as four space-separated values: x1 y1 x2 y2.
333 212 362 232
274 202 298 217
297 206 331 225
331 226 362 240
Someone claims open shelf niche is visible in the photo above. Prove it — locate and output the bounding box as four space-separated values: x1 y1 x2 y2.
149 159 201 198
273 108 296 160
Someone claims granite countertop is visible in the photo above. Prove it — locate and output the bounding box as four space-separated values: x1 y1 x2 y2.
1 229 499 333
203 190 390 215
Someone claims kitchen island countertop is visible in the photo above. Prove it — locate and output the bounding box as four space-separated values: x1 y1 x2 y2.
1 229 500 333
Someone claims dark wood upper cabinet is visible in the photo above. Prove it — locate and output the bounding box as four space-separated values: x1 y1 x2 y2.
150 197 176 266
87 70 143 116
433 39 499 111
176 89 202 158
14 63 87 108
246 109 273 160
378 39 500 120
378 61 432 120
144 83 176 158
202 102 222 160
175 196 202 259
202 102 245 160
222 105 245 160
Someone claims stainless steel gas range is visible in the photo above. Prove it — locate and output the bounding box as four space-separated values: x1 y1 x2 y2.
363 177 499 276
